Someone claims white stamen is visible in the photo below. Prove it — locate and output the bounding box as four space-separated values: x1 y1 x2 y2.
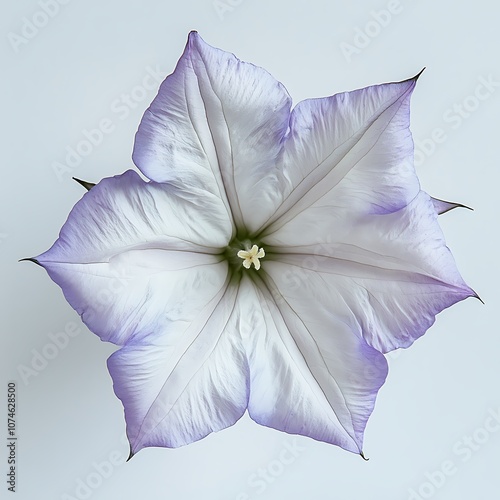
237 244 265 270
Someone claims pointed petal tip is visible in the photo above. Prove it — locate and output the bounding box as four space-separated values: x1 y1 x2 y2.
448 202 473 213
464 285 483 304
19 257 41 267
126 448 135 462
449 202 473 213
187 30 201 45
413 67 426 81
391 68 425 88
72 177 96 191
473 292 485 305
432 197 474 215
395 68 425 86
360 451 369 461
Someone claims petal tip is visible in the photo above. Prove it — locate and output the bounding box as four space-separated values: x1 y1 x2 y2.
462 285 483 304
360 451 369 461
72 177 96 191
473 291 485 305
187 30 202 47
396 67 425 87
432 197 473 215
413 67 426 81
443 204 473 214
19 257 41 267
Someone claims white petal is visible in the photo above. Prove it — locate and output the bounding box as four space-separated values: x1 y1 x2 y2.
263 191 475 353
108 278 248 454
35 170 231 345
259 77 420 241
133 32 292 233
238 275 387 453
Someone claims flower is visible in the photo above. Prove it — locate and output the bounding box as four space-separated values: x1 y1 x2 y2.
31 32 476 458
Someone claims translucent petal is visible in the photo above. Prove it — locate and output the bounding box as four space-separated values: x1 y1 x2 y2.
263 191 475 353
259 76 421 240
35 170 231 345
133 31 292 233
109 279 248 455
238 275 387 453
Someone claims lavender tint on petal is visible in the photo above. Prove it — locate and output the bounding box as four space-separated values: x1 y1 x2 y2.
132 31 292 235
431 197 473 215
262 191 475 353
30 32 476 457
258 77 421 240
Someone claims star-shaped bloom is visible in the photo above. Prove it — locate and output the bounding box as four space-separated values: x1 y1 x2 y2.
32 32 475 458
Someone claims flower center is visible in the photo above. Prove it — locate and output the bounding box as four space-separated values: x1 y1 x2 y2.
237 244 265 270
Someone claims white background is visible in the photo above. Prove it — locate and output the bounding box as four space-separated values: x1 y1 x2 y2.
2 0 498 499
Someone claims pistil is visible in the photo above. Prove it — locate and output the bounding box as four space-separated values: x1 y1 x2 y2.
237 244 265 270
